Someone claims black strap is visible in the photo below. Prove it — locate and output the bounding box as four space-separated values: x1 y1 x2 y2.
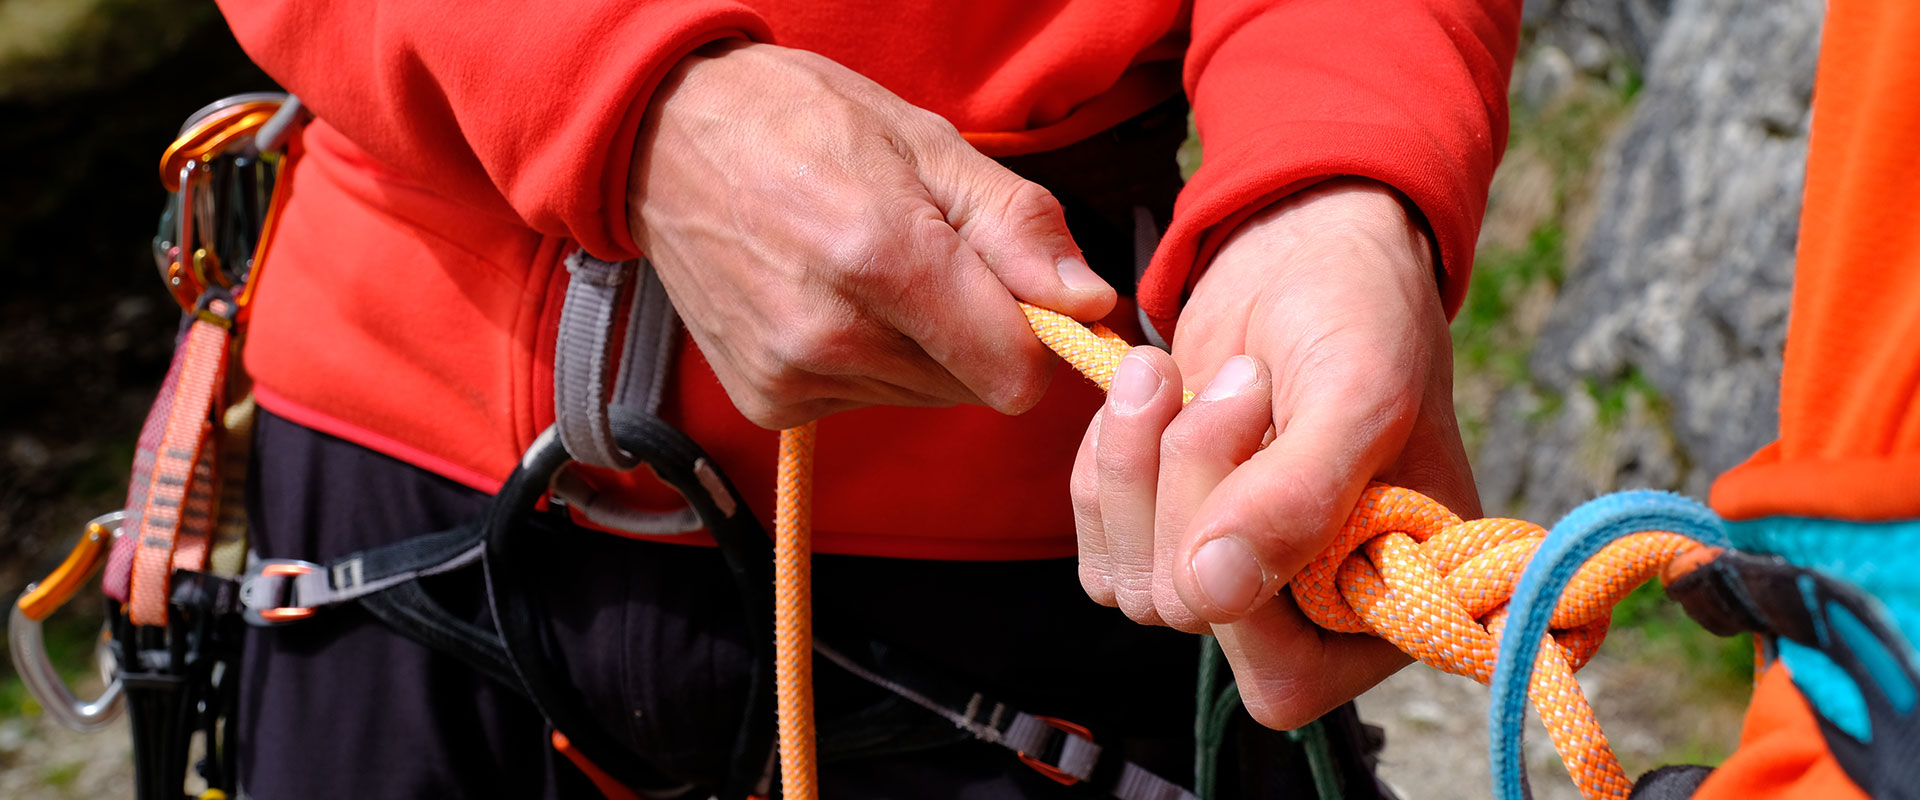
812 639 1200 800
480 409 775 800
359 580 522 693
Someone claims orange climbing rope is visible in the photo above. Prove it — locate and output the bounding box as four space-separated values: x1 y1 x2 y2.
774 424 819 800
770 303 1705 800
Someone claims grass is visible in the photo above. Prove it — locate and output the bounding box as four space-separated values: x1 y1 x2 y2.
1611 580 1755 689
1455 221 1566 383
40 760 84 790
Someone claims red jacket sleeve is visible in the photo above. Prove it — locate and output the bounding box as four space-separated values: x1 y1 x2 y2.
215 0 773 261
1138 0 1523 329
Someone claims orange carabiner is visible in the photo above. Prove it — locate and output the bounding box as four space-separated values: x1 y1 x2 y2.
155 94 306 317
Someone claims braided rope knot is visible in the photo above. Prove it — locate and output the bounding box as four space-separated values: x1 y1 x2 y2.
1291 484 1702 798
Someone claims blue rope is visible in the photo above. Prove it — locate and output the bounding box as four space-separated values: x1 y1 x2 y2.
1487 491 1729 800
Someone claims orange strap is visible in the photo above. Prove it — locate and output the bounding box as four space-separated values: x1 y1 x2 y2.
772 304 1706 800
128 304 232 627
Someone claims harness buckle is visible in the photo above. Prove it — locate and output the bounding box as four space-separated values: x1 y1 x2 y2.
1015 715 1095 786
238 559 327 625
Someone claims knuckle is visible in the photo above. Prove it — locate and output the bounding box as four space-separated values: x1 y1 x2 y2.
732 394 793 431
1155 585 1207 634
1115 589 1161 627
821 226 892 288
1079 563 1117 607
1157 421 1206 463
1110 563 1162 625
1095 435 1151 488
1069 466 1100 517
766 315 859 378
1246 470 1340 572
1000 179 1065 228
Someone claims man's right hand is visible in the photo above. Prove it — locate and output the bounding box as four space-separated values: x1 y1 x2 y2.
627 41 1115 430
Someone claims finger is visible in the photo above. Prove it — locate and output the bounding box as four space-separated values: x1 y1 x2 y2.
1070 415 1114 606
871 210 1057 415
828 327 984 406
1151 355 1273 633
910 136 1116 322
1212 596 1411 730
1174 381 1418 623
1093 348 1184 625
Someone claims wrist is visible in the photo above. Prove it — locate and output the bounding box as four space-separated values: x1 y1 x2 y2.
1214 178 1436 292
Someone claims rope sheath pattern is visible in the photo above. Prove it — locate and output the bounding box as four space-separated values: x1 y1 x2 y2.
771 303 1701 800
774 423 819 800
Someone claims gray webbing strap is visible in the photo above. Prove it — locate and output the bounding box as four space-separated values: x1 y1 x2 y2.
554 251 635 469
551 251 703 534
814 641 1198 800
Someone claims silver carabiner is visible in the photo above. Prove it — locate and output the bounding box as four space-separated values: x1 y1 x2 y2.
7 511 126 732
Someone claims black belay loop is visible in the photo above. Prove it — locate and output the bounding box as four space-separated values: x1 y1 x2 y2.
482 409 779 800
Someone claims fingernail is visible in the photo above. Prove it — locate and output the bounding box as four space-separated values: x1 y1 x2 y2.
1192 537 1265 616
1109 353 1161 413
1056 256 1109 293
1198 355 1258 401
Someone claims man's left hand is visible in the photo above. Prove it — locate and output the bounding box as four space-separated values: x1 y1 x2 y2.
1069 177 1480 729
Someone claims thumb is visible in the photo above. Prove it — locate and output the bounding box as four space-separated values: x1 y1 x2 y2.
1174 393 1410 624
913 139 1117 321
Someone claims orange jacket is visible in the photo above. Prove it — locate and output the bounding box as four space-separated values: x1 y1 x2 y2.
1698 2 1920 798
217 0 1521 558
1709 0 1920 527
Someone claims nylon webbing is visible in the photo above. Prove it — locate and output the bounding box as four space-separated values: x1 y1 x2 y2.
554 251 634 470
108 341 188 603
551 252 703 534
813 641 1199 800
128 304 232 626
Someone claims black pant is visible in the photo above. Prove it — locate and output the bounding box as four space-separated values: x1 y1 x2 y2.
238 410 1215 798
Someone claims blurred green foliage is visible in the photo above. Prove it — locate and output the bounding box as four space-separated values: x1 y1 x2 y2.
0 0 215 102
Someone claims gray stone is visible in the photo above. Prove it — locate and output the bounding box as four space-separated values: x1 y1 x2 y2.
1527 0 1674 75
1480 0 1821 518
1519 44 1580 110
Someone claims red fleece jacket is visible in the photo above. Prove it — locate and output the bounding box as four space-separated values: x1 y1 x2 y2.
217 0 1520 559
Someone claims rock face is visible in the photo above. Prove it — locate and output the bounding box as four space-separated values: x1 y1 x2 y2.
1477 0 1823 519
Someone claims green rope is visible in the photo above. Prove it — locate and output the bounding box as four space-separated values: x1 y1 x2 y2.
1195 635 1231 799
1286 718 1344 800
1195 635 1348 800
